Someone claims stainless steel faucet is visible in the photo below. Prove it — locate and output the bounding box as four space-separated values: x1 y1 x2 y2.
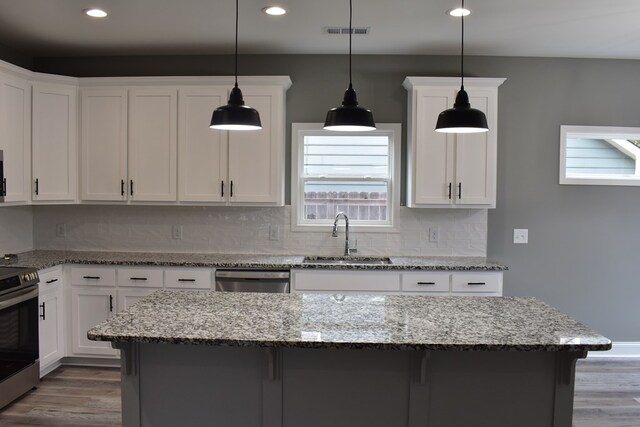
332 212 356 256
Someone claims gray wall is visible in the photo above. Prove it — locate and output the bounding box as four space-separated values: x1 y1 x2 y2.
31 54 640 341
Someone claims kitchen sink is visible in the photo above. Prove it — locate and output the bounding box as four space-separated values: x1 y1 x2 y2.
302 256 392 265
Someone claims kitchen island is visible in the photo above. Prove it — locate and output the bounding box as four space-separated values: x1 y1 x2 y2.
88 291 610 427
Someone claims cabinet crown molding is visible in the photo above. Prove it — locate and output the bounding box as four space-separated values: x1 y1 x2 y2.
403 76 506 90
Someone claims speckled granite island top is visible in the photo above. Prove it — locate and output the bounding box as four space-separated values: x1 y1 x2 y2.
2 250 507 271
88 291 610 352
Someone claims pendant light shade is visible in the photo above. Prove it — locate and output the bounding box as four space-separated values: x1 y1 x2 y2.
324 0 375 131
435 0 488 134
210 0 262 131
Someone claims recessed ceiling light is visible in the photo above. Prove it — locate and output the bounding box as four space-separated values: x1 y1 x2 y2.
83 8 108 18
447 8 471 17
262 6 286 16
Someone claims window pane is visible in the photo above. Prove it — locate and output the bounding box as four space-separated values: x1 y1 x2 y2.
304 135 389 178
566 138 637 176
303 181 388 222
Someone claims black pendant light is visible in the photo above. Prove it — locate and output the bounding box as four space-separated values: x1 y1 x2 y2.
210 0 262 131
323 0 375 131
435 0 488 134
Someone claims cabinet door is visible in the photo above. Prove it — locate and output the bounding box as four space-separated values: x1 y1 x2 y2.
32 83 77 202
411 87 455 206
178 88 228 203
454 88 497 207
128 88 177 202
81 88 128 201
227 86 284 205
38 288 64 371
117 287 159 312
70 286 118 357
0 75 30 203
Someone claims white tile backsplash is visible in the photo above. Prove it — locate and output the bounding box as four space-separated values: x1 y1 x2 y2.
0 206 34 254
31 205 487 256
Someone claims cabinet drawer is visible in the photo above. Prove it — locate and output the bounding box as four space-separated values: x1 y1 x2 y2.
451 272 501 294
401 272 450 293
71 266 116 286
39 267 63 290
293 270 400 292
165 268 212 290
117 268 163 287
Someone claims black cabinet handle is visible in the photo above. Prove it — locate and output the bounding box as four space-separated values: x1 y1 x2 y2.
467 282 486 286
130 180 134 196
109 295 114 312
46 279 58 284
2 178 6 197
417 282 436 286
230 180 233 197
458 182 462 199
221 180 224 197
130 277 148 281
178 279 196 282
121 180 125 196
35 178 39 195
39 302 45 320
448 182 452 199
83 275 101 280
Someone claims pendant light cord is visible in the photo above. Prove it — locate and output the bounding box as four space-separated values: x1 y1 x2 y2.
234 0 239 88
349 0 353 88
460 0 464 89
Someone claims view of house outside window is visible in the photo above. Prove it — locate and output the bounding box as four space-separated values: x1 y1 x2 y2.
292 124 400 230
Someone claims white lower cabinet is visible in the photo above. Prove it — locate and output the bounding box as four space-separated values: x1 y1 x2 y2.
70 286 118 357
38 267 65 375
293 269 503 296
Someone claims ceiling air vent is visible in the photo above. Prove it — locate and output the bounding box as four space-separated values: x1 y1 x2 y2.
323 27 370 35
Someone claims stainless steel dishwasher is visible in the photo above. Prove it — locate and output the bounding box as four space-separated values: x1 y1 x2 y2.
215 270 290 293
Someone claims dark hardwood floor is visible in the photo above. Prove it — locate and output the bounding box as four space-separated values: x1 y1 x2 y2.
0 358 637 426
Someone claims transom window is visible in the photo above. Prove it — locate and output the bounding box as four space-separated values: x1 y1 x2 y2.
291 123 401 231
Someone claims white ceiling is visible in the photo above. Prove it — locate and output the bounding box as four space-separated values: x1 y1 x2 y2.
1 0 640 59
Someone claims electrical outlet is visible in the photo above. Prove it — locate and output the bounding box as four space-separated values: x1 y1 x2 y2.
269 225 280 241
429 227 439 242
56 223 66 238
172 225 183 240
513 229 528 244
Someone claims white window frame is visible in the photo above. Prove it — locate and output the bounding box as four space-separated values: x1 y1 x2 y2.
291 123 401 232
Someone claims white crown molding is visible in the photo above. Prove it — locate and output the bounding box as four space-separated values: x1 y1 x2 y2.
587 342 640 358
403 76 506 90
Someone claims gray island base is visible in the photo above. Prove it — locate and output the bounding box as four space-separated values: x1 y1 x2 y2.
88 291 611 427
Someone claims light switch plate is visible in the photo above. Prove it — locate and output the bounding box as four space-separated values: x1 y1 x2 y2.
269 225 280 241
429 227 439 242
513 229 528 244
172 225 183 240
56 223 66 238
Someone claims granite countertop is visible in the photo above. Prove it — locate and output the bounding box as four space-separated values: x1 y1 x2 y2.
0 250 507 271
88 290 610 352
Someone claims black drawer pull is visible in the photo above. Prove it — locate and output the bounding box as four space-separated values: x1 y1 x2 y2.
178 279 196 282
130 180 134 196
417 282 436 285
109 295 114 312
467 282 486 286
458 182 462 199
83 276 101 280
448 182 452 199
39 302 46 320
221 180 224 197
230 180 234 197
35 178 39 195
46 279 58 284
121 179 125 196
130 277 148 281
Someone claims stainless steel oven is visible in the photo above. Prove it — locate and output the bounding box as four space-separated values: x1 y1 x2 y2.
0 267 40 409
0 150 5 202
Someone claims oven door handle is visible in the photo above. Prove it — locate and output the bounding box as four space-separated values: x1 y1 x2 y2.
0 286 39 310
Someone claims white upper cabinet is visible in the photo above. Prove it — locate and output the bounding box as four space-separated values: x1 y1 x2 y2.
227 86 284 205
403 77 504 208
0 74 31 203
128 88 178 202
177 81 289 206
80 88 128 202
32 83 78 202
178 87 228 203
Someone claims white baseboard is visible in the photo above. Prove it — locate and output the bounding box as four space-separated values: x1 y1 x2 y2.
588 342 640 358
